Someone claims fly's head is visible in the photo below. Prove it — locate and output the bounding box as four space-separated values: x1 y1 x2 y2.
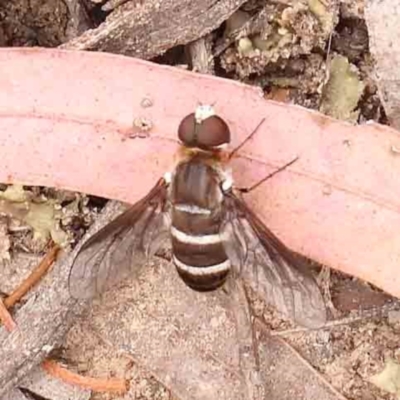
178 105 231 152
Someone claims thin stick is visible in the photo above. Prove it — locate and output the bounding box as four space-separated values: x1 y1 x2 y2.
42 359 129 394
239 157 299 193
272 302 400 337
318 28 333 109
325 30 333 73
0 297 16 331
4 244 60 309
228 118 265 161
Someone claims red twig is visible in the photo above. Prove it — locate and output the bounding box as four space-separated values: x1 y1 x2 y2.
42 359 129 394
0 244 59 331
3 244 60 309
0 297 16 331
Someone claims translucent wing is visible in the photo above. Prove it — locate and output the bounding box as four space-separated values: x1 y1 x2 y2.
69 178 170 299
222 192 326 328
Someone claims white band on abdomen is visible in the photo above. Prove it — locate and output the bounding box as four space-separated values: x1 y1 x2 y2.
174 203 211 215
171 226 222 245
173 255 230 276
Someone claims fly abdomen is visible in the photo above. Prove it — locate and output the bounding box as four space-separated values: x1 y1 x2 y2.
170 159 230 291
171 208 230 291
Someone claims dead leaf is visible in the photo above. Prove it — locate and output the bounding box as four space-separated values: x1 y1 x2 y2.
65 257 344 400
0 48 399 301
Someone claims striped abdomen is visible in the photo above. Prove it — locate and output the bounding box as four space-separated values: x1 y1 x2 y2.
170 159 230 291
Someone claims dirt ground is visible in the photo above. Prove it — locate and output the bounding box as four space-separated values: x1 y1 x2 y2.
1 0 399 399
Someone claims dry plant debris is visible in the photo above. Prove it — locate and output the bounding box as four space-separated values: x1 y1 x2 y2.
220 1 338 79
0 185 68 249
320 55 364 121
369 359 400 398
0 0 400 399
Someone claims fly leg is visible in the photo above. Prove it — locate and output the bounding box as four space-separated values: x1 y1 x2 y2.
227 276 265 400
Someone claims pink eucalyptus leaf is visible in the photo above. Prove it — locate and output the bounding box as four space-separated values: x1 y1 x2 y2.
0 48 399 298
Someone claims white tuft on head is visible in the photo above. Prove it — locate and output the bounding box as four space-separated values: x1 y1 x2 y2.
213 143 228 150
195 104 215 123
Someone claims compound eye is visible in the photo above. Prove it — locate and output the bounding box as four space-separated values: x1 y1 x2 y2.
197 115 230 149
178 113 230 149
178 113 196 146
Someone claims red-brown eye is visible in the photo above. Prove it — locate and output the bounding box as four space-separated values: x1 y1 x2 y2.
178 113 197 146
178 113 230 150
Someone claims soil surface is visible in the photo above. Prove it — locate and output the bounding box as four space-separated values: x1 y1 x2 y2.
1 1 399 400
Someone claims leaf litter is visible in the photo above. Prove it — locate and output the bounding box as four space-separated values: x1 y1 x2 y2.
0 184 99 304
369 360 400 399
1 0 400 399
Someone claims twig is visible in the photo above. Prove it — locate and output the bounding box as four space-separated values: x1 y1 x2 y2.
3 244 60 309
0 244 59 331
0 297 16 331
42 359 129 394
317 266 340 319
271 301 400 337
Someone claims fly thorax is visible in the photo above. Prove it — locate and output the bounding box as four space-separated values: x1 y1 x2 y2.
171 161 223 210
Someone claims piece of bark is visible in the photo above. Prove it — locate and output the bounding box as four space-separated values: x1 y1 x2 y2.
102 0 132 12
63 0 93 40
61 0 247 59
365 1 400 130
3 389 29 400
187 35 215 74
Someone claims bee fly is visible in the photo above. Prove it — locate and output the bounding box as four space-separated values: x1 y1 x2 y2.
69 105 326 328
